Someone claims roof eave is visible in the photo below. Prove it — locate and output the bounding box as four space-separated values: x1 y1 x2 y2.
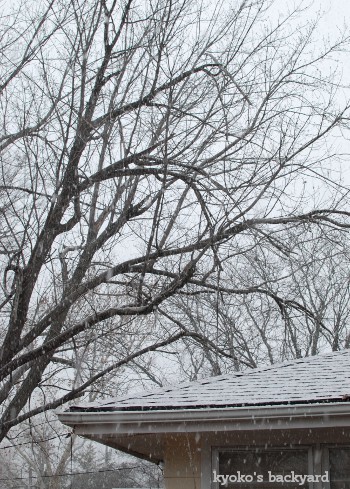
57 401 350 435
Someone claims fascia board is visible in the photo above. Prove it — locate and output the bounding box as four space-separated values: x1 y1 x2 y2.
57 402 350 435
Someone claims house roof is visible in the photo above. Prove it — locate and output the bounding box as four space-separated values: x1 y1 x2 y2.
69 349 350 413
58 349 350 463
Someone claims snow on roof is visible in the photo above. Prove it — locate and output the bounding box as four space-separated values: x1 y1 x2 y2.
69 349 350 412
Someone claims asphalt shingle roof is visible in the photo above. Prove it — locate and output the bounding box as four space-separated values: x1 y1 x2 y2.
70 349 350 412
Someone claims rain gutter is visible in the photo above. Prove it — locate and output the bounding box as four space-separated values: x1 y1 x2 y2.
57 402 350 435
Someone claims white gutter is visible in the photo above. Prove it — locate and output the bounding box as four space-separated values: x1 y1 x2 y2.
57 402 350 435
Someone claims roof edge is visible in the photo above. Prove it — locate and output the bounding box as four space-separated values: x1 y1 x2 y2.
66 396 350 413
57 401 350 434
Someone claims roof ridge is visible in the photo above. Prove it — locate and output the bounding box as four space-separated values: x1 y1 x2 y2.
179 349 350 390
236 348 350 377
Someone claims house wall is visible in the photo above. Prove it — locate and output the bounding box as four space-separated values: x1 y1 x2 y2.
164 434 201 489
162 427 350 489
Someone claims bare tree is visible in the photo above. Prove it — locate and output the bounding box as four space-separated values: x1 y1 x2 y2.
166 225 350 377
0 0 350 444
1 416 163 489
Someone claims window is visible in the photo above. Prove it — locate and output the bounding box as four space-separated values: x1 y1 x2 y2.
217 448 309 488
328 448 350 489
212 446 350 489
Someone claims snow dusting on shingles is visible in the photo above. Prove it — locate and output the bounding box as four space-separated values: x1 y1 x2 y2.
70 350 350 412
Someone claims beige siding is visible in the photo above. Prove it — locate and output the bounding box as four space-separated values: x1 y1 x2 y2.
164 434 201 489
161 427 350 489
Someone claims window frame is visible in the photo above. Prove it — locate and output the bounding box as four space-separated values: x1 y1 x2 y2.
211 445 315 489
207 444 350 489
322 444 350 489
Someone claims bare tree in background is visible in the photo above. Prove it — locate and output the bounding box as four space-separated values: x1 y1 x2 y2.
166 226 350 378
0 419 162 489
1 0 350 445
